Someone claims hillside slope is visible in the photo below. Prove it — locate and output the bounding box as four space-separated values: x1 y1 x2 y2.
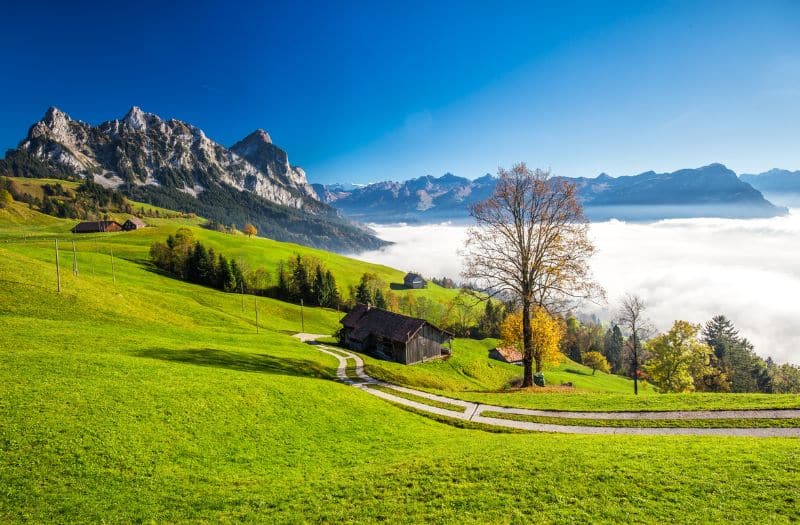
2 202 800 522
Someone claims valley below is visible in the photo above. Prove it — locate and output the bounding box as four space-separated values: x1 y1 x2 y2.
353 210 800 366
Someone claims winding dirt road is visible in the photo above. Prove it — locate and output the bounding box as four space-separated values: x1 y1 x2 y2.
297 335 800 437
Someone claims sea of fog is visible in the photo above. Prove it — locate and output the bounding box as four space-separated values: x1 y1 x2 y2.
350 211 800 365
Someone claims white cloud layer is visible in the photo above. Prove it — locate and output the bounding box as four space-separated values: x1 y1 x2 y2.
352 212 800 365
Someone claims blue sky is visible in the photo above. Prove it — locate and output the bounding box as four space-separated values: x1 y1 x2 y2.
2 1 799 184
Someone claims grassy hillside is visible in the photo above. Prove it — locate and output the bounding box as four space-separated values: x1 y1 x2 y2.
3 203 800 522
0 195 462 305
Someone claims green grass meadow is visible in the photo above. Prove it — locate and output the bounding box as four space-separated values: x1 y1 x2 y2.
2 202 800 523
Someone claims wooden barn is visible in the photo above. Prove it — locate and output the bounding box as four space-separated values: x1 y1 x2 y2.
403 272 426 289
339 304 451 365
71 220 123 233
122 217 147 230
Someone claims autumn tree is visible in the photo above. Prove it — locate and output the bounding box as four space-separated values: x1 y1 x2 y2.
582 351 610 375
645 320 714 393
617 294 652 395
500 308 564 374
462 163 601 386
243 223 257 238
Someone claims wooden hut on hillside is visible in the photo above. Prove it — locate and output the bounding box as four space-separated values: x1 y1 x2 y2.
339 304 451 365
403 272 426 289
489 346 524 365
122 217 147 230
71 220 123 233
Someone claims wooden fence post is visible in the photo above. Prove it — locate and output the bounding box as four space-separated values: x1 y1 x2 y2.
72 240 78 276
110 247 116 285
55 239 61 293
254 296 259 334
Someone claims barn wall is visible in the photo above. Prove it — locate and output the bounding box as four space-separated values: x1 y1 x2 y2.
404 325 448 364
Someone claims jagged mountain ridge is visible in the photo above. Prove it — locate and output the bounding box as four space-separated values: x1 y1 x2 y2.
20 106 317 208
2 107 388 252
315 164 785 223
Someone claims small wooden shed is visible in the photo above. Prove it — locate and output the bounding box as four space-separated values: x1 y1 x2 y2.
403 272 426 289
340 304 451 365
122 217 147 230
489 346 524 365
71 220 123 233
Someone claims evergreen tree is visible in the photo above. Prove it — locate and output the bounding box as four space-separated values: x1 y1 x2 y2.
374 288 387 309
276 261 289 299
702 315 767 392
185 242 205 283
290 255 312 303
355 275 373 305
230 259 245 293
313 265 326 306
216 254 236 292
603 325 625 374
324 270 339 308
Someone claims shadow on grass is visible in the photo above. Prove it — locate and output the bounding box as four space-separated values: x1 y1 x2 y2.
136 347 334 379
564 367 591 376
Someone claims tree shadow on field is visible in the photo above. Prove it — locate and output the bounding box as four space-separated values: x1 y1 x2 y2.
564 367 591 376
136 347 333 379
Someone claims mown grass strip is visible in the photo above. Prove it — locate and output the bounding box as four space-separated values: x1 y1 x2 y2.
481 411 800 429
369 385 466 413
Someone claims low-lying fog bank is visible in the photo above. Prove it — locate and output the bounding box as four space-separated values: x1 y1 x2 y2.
352 211 800 365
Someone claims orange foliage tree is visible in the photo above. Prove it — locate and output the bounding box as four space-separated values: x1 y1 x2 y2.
500 308 564 373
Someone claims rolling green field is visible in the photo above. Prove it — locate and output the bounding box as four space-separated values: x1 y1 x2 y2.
2 202 800 523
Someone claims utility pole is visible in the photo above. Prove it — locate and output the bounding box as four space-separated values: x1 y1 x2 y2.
300 299 305 333
254 296 259 334
71 240 78 276
54 239 61 293
110 247 116 286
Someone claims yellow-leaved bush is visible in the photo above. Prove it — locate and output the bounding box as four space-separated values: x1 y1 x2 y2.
500 307 564 372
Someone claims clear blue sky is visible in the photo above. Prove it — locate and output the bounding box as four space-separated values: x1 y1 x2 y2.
2 1 799 184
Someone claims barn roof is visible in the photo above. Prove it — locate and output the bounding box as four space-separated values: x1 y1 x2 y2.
340 304 450 344
125 217 146 227
404 272 424 282
71 220 122 233
490 346 524 363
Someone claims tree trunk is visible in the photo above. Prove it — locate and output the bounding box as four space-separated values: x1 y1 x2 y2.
522 299 533 387
632 333 639 395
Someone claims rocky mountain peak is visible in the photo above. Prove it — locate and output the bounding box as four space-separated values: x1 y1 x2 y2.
249 129 272 144
43 106 70 124
122 106 160 131
230 130 317 200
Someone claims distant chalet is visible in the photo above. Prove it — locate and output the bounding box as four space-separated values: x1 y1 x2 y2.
403 272 426 289
122 217 147 230
71 220 123 233
340 304 452 365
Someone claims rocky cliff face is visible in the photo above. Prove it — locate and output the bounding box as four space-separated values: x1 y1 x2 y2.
18 106 317 210
230 129 318 200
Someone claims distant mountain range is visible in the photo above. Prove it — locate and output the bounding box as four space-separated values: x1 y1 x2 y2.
314 164 787 223
0 107 387 252
741 169 800 193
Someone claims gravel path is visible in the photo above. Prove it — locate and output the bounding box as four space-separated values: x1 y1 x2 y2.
297 336 800 437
